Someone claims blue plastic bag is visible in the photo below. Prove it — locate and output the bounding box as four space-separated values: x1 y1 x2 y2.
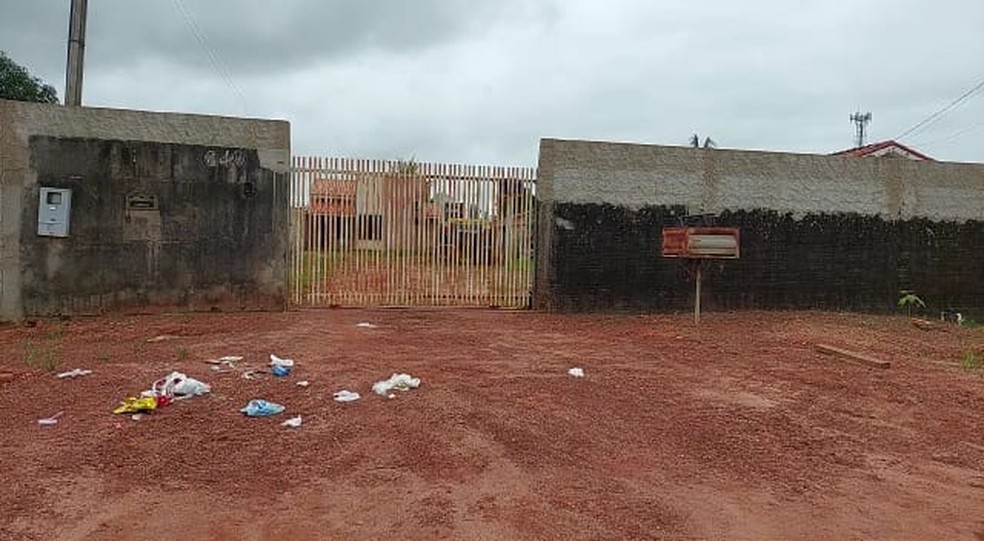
240 399 285 417
271 364 291 377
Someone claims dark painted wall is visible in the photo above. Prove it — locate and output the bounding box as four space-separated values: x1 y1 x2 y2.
21 137 288 316
546 202 984 319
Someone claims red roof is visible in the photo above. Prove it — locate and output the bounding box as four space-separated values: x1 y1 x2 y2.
831 140 933 161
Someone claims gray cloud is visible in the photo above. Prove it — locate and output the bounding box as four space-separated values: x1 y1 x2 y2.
1 0 982 164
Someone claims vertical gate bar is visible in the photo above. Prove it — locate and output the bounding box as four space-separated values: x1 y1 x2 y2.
527 167 534 307
453 162 462 305
382 159 398 305
313 155 320 306
325 156 333 306
434 162 445 307
289 155 296 305
290 156 297 306
358 157 364 306
466 164 478 305
306 156 314 305
471 165 478 307
338 157 347 306
306 155 312 305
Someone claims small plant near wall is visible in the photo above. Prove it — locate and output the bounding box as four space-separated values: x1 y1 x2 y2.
897 290 926 316
961 349 983 372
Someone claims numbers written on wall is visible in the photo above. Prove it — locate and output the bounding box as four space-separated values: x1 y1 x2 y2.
203 149 247 168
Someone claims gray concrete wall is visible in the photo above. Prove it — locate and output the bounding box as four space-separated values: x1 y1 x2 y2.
0 99 290 320
538 138 984 219
535 138 984 315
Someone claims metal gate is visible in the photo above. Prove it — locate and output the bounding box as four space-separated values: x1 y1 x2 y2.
289 157 535 308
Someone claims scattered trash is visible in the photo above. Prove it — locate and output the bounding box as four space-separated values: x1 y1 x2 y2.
269 354 294 377
146 334 179 343
131 413 146 421
240 399 285 417
941 309 964 325
56 368 92 379
333 390 360 403
37 412 63 426
205 355 243 370
372 373 421 397
568 367 585 378
296 380 310 388
151 371 210 399
242 369 265 380
113 396 159 415
356 322 378 329
271 364 291 377
281 416 303 428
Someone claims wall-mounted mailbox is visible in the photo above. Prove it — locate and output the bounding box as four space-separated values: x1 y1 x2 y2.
37 187 72 237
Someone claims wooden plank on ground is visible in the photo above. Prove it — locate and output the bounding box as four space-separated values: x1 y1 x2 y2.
815 344 891 369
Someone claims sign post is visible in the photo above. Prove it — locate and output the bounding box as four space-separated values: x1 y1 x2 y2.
661 226 740 325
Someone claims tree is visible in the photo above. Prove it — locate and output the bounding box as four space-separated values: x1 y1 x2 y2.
0 51 59 104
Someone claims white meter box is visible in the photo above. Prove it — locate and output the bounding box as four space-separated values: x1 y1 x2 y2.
37 187 72 237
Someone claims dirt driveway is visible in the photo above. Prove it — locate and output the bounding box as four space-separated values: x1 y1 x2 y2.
1 309 982 540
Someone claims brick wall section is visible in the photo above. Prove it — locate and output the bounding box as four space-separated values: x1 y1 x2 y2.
535 138 984 318
0 99 291 320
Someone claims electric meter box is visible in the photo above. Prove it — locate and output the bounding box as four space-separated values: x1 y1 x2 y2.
37 187 72 237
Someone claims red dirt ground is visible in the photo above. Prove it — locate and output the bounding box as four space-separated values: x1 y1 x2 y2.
1 309 983 540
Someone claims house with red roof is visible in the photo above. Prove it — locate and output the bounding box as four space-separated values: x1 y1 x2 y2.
831 140 933 161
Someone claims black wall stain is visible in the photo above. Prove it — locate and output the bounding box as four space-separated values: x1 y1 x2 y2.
22 137 287 316
547 203 984 319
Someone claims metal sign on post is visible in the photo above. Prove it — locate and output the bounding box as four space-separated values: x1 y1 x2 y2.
661 226 740 324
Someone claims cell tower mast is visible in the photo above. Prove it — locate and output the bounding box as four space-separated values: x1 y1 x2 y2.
850 111 872 148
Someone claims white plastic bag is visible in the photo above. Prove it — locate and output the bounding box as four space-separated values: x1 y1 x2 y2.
152 371 211 398
372 373 421 397
269 354 295 368
333 390 361 403
56 368 92 379
37 412 63 426
568 367 585 378
281 416 302 428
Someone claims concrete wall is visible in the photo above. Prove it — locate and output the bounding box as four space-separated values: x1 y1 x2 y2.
535 138 984 317
0 99 290 320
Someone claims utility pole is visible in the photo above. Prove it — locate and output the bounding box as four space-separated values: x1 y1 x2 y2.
64 0 88 106
850 111 872 148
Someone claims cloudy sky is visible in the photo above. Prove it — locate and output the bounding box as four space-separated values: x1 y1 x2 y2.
2 0 982 164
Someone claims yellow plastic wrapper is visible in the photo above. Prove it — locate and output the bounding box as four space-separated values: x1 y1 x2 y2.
112 396 158 415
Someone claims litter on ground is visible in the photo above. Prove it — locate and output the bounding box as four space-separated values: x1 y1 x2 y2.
241 369 265 380
205 355 243 365
568 367 585 378
372 373 421 397
150 371 211 398
296 380 310 387
240 399 285 417
56 368 92 379
356 322 378 329
113 396 159 415
37 412 63 426
269 354 294 377
281 416 303 428
333 390 360 402
146 334 179 343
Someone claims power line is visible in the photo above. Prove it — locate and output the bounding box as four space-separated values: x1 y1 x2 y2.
170 0 248 113
896 77 984 141
914 121 984 147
